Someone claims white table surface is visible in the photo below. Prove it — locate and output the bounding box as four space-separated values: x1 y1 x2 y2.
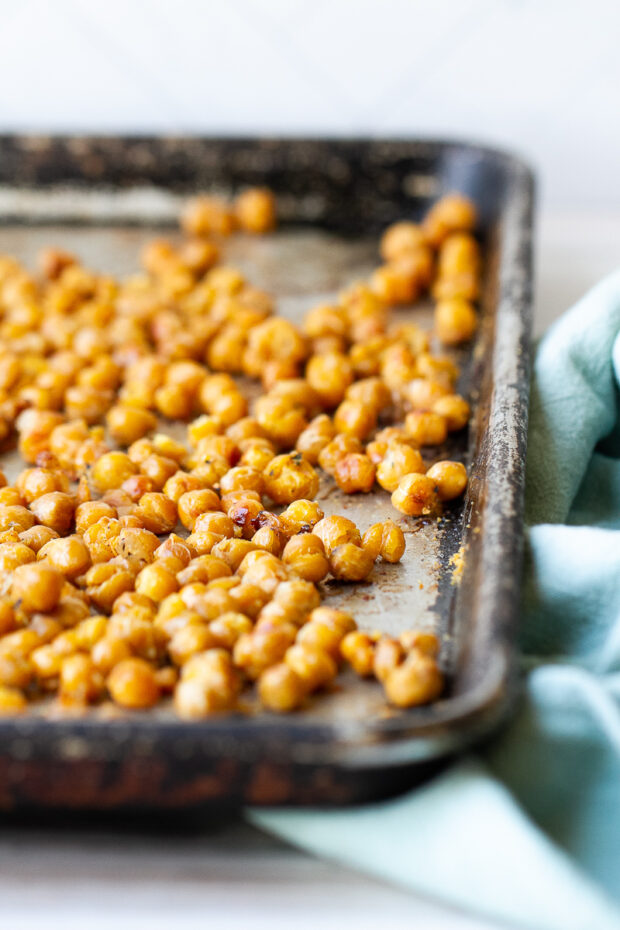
1 209 619 930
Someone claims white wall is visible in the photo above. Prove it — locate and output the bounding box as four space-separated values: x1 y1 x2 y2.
0 0 619 209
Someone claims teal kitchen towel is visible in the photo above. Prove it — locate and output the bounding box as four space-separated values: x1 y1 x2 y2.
250 270 620 930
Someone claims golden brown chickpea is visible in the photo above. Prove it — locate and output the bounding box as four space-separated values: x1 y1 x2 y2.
277 500 322 537
281 533 329 583
317 433 363 475
107 657 161 709
0 542 36 573
19 527 59 556
303 303 347 340
369 263 419 305
297 607 355 659
329 543 375 582
0 598 16 637
178 237 220 275
376 442 425 493
399 630 440 656
29 491 75 534
91 636 133 675
0 686 28 715
340 630 375 677
333 398 377 440
384 650 443 707
305 352 354 408
333 452 376 494
235 187 277 234
84 562 135 612
220 465 264 496
373 636 405 683
135 562 178 601
134 492 178 534
0 504 36 533
423 192 476 247
91 451 138 492
380 221 426 261
111 526 160 564
38 246 77 280
177 488 221 530
245 318 307 378
106 405 157 445
169 623 217 666
313 515 361 554
432 394 471 432
38 535 91 579
190 434 238 468
435 298 477 346
251 525 283 555
295 414 335 464
404 378 450 411
181 195 236 237
0 488 24 507
258 663 308 712
284 643 337 691
209 611 253 649
345 377 391 412
16 467 69 503
210 538 257 572
254 395 308 448
11 562 64 613
75 501 117 534
404 410 448 447
59 654 102 704
177 554 232 586
271 578 321 625
391 473 439 517
426 460 468 501
238 550 289 595
263 452 319 505
233 621 297 679
121 474 156 502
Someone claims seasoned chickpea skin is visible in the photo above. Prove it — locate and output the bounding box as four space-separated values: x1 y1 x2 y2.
329 543 375 582
432 394 471 432
404 410 448 447
313 515 361 554
435 298 477 346
376 442 425 493
107 657 161 709
333 452 376 494
384 650 444 707
11 562 64 613
282 533 329 583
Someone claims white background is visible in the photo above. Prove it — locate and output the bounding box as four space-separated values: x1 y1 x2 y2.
0 2 619 928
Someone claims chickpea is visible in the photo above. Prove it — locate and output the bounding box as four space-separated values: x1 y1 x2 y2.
234 187 277 234
84 562 135 612
29 491 74 534
83 516 122 563
135 562 178 601
303 303 347 341
370 263 419 305
332 399 376 440
305 352 353 408
111 526 160 565
181 195 236 237
220 465 264 496
60 654 102 704
426 460 468 501
169 623 217 666
376 442 425 493
405 378 450 411
318 433 363 475
278 500 323 537
255 395 307 448
177 554 232 586
106 405 157 445
345 377 391 412
380 221 426 262
391 473 439 517
134 492 178 534
297 607 356 659
91 451 138 492
0 686 27 715
107 657 161 709
423 192 476 247
177 489 221 530
91 637 133 675
210 538 257 572
377 519 406 562
140 454 180 490
0 488 24 506
258 663 307 712
174 650 241 717
0 504 36 533
233 621 297 679
75 501 117 534
333 452 376 494
281 533 329 583
384 650 443 707
251 525 283 555
11 562 64 613
271 579 321 624
432 394 471 432
373 636 405 683
329 543 374 582
16 467 69 503
209 611 253 649
295 414 335 465
0 599 16 636
404 411 448 447
400 630 440 656
245 318 307 378
284 643 337 691
228 581 269 619
38 535 91 578
341 631 375 677
263 452 319 505
0 542 36 572
435 298 477 346
313 515 361 554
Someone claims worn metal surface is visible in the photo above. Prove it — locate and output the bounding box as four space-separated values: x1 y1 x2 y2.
0 137 535 807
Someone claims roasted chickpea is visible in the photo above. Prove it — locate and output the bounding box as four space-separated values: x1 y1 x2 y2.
285 643 337 691
235 187 276 234
107 657 161 709
59 654 102 703
313 515 361 554
305 352 353 408
279 499 324 536
177 488 221 530
255 395 307 448
263 453 319 505
376 442 425 493
384 650 443 707
370 263 419 305
297 606 356 659
106 405 157 445
233 622 297 679
426 460 468 501
391 473 439 517
91 451 138 492
432 394 471 432
329 543 375 582
135 562 178 600
38 535 91 578
0 542 36 573
181 195 236 237
11 562 64 613
75 501 117 534
404 378 450 411
295 414 335 465
134 492 178 534
0 686 28 715
317 433 363 475
282 533 329 583
435 298 477 345
0 504 36 533
29 491 75 534
333 399 377 440
333 452 376 494
404 410 448 447
363 519 406 563
373 636 405 683
423 192 476 247
16 467 69 503
341 630 376 677
380 221 426 261
258 663 307 712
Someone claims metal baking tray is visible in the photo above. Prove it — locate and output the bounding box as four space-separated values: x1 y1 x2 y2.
0 137 534 808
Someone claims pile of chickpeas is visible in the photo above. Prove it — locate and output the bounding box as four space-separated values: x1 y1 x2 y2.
0 186 480 719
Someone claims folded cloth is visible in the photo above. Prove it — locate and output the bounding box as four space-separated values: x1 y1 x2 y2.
250 270 620 930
